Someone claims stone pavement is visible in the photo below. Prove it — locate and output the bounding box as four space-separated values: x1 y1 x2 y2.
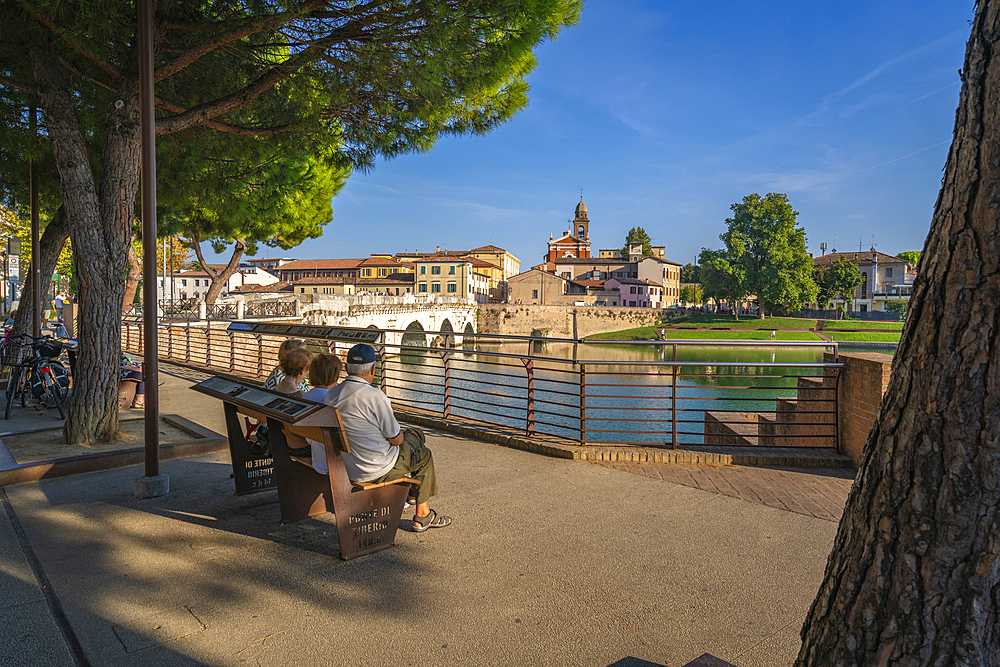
599 462 855 522
0 362 855 667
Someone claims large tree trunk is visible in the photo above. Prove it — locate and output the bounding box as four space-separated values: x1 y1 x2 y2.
797 5 1000 664
193 234 246 304
10 206 69 338
28 40 135 445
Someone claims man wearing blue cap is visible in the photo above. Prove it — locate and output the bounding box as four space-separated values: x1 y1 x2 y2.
324 343 452 532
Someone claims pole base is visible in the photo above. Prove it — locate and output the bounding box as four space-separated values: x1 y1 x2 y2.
134 474 169 499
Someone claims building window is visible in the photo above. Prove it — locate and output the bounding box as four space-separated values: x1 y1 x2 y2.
861 272 868 299
432 282 441 293
431 266 441 275
313 288 318 293
194 279 199 287
448 266 455 275
630 286 636 294
629 300 636 307
886 267 893 278
418 283 427 293
447 282 457 293
420 266 426 275
532 290 538 299
380 269 387 277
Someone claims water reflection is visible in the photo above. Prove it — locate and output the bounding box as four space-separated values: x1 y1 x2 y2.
383 341 834 446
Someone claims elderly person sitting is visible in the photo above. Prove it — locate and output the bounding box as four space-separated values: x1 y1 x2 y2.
273 350 312 397
325 344 451 532
264 338 309 393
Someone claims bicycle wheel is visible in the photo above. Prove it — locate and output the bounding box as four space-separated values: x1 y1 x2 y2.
43 374 64 419
4 365 20 419
19 369 29 409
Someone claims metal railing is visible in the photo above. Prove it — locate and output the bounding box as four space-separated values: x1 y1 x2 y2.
206 303 237 319
158 298 199 319
121 322 842 451
245 300 295 318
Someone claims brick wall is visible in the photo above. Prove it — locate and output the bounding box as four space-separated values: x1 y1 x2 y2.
827 351 893 465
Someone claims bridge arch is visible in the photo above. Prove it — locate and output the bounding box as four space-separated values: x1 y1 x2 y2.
401 320 426 348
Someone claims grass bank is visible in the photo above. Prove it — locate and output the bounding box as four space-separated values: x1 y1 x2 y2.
586 326 822 341
826 331 902 342
822 320 903 331
678 315 819 329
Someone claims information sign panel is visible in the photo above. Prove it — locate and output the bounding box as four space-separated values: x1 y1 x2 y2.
227 322 254 332
326 328 382 343
193 377 319 421
286 325 330 338
253 323 291 335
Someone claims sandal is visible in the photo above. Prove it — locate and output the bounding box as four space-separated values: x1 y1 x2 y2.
412 509 452 532
131 401 145 409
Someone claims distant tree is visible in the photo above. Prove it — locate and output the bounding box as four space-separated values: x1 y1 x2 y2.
680 263 700 283
620 227 653 257
885 299 908 314
720 193 818 319
814 258 862 318
697 248 746 320
678 284 703 305
896 250 921 267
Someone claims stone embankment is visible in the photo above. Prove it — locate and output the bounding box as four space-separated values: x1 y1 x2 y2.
478 304 681 338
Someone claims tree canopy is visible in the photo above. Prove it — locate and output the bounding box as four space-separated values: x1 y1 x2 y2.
895 250 921 267
718 193 817 318
697 248 745 318
0 0 582 443
814 257 861 314
679 263 700 283
621 226 653 257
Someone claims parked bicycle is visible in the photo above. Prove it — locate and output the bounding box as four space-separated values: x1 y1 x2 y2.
3 335 70 419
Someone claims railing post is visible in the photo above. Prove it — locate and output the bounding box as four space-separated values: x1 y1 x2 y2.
256 334 263 377
521 358 535 437
167 325 173 359
185 326 191 363
579 362 586 445
441 348 451 419
671 344 678 450
378 333 388 393
206 326 212 368
229 331 235 372
138 324 143 354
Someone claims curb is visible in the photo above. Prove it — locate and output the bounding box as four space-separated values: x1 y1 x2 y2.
395 411 854 469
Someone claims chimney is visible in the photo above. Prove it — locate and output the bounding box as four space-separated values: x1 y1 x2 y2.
436 245 440 253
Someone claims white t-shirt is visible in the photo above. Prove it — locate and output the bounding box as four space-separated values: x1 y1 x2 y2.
323 376 400 482
301 386 331 474
55 295 64 309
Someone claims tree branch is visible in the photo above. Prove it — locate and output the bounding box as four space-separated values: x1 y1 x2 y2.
155 0 328 82
154 97 291 136
16 0 121 81
0 76 40 97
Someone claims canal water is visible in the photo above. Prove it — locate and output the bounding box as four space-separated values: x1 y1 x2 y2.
383 340 837 446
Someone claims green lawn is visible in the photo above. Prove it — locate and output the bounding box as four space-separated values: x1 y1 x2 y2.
661 330 822 341
822 320 904 331
678 314 819 329
587 327 821 341
585 326 661 340
827 331 902 342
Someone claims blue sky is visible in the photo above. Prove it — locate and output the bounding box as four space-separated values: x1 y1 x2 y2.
232 0 973 271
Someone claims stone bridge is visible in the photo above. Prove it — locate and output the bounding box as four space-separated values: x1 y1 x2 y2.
241 293 478 348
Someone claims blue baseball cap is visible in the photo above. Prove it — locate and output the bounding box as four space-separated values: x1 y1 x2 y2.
347 343 377 364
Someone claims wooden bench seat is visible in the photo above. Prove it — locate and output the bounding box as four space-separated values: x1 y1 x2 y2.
264 407 416 560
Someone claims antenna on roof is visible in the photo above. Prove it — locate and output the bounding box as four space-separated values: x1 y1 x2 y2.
833 236 838 253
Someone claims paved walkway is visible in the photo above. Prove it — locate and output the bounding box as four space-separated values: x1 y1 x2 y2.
599 462 855 522
0 363 855 667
